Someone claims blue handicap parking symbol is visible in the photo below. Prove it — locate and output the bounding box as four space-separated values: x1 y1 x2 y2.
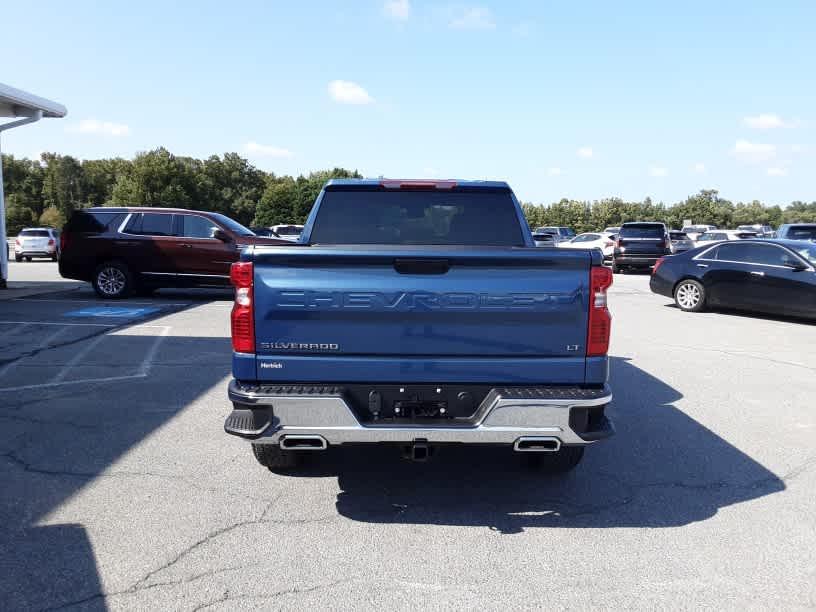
64 306 162 319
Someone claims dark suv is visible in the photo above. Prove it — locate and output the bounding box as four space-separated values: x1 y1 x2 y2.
612 222 671 273
59 207 290 298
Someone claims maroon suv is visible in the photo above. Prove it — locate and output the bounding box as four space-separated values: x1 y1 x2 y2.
59 207 290 298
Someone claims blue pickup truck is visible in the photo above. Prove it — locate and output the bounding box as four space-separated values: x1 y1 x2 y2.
225 179 614 472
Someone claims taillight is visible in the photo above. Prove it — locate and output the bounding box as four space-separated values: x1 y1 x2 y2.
47 238 55 246
230 262 255 353
587 266 613 357
652 257 665 275
15 238 21 245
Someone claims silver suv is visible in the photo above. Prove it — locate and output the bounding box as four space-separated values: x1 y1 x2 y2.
14 227 60 262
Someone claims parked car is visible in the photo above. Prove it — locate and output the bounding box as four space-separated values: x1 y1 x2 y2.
225 179 614 473
534 226 576 245
59 207 290 298
681 224 718 241
695 230 759 243
531 231 557 247
612 222 671 273
650 239 816 319
669 230 695 254
776 224 816 242
270 224 304 241
249 226 279 237
736 224 775 238
14 227 60 261
560 231 616 261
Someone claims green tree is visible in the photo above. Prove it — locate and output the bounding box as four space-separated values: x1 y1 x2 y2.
39 206 67 228
41 153 84 218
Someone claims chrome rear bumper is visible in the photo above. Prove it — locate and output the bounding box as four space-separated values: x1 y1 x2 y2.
226 381 613 447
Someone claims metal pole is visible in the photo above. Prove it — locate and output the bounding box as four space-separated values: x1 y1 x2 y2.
0 111 42 289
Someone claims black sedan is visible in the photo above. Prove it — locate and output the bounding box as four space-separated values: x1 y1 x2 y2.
650 239 816 318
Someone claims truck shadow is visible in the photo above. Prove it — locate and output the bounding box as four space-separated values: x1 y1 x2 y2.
327 357 785 532
0 299 232 610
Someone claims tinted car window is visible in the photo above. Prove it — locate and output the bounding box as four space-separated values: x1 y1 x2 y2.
619 224 664 238
560 228 576 237
574 234 600 242
310 188 525 246
126 213 175 236
210 213 255 237
793 244 816 265
180 214 219 238
65 211 125 233
787 226 816 240
19 229 50 237
715 243 793 266
698 232 726 242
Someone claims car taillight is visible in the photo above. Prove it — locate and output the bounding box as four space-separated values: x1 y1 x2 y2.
15 238 21 245
230 262 255 353
47 238 55 246
587 266 613 357
652 257 665 275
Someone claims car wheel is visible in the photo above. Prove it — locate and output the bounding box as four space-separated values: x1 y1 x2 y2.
92 261 133 299
526 446 585 473
51 253 58 262
15 255 22 262
674 279 706 312
252 443 302 472
25 257 32 262
612 262 621 274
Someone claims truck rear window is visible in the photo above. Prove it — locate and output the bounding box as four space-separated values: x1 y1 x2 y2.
309 189 525 246
620 224 664 238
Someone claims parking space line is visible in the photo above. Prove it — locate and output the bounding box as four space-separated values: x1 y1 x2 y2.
0 373 146 393
50 333 111 384
0 325 73 379
138 326 171 376
0 323 33 379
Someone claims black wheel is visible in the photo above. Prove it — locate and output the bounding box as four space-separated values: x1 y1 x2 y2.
252 443 302 472
51 254 58 262
15 255 22 262
92 261 133 299
25 257 32 262
674 279 706 312
526 446 585 473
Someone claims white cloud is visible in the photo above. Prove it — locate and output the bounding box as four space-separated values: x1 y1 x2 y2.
693 163 706 174
67 119 130 137
383 0 410 20
546 167 562 176
577 146 593 159
243 141 293 158
767 167 788 177
328 80 374 105
732 139 776 163
743 113 786 129
649 166 668 177
450 7 495 30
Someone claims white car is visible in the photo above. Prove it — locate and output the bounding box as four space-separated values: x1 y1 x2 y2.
694 229 759 245
270 224 304 242
559 231 616 260
14 227 60 262
681 224 717 241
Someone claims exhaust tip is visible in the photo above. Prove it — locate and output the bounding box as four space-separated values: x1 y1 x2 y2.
513 437 561 452
279 435 328 450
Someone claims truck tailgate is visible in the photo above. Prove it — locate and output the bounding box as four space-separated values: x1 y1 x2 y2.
248 246 593 384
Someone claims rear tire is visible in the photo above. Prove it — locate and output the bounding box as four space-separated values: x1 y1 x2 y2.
526 446 585 473
674 279 706 312
25 257 32 262
14 255 22 262
252 443 302 472
612 262 621 274
92 261 133 299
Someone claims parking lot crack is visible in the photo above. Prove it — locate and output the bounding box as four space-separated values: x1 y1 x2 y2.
191 578 351 611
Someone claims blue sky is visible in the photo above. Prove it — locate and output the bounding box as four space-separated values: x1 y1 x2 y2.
2 0 815 204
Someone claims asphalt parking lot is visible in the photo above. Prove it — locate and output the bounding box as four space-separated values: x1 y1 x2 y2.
2 260 816 610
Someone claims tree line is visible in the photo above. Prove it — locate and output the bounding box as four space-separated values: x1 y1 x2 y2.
3 147 816 236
